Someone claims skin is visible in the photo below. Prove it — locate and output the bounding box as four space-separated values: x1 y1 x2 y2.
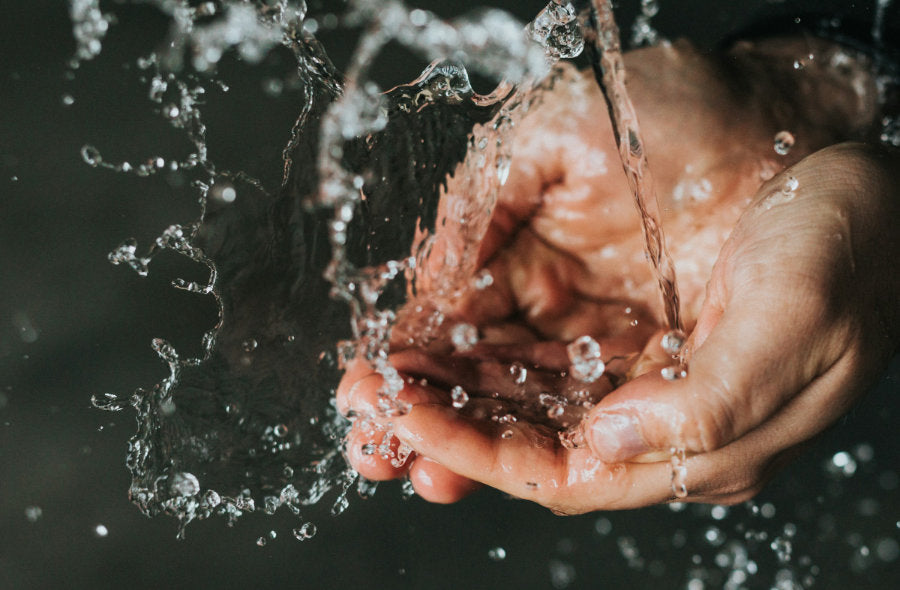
336 37 900 513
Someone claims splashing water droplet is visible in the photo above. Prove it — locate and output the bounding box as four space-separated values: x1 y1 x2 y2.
169 472 200 497
567 336 605 382
450 323 478 352
80 144 102 167
293 522 317 541
451 386 469 409
509 362 528 385
527 1 584 60
774 130 795 155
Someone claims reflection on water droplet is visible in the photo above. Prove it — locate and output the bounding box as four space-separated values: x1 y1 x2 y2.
451 386 469 409
169 472 200 497
293 522 317 541
450 323 478 352
661 365 687 381
660 330 685 355
774 130 795 155
567 336 604 382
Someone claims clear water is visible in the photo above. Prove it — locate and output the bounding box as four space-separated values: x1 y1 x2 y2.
70 0 900 586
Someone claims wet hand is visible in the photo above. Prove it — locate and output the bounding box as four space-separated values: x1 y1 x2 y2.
336 41 899 511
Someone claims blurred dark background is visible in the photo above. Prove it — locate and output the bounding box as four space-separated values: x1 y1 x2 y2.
1 1 898 588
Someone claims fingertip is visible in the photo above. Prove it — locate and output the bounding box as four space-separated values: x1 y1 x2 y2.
345 427 412 481
408 456 482 504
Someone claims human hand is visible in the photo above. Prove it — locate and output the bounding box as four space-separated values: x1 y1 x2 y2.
336 39 899 512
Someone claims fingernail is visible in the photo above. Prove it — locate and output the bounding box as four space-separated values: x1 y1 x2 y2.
588 413 649 462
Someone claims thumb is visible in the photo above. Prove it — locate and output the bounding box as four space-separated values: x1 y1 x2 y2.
583 267 827 463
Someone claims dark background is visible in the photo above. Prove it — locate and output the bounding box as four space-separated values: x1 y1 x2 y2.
1 1 898 588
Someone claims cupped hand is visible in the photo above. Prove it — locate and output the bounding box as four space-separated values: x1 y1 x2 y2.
336 39 899 512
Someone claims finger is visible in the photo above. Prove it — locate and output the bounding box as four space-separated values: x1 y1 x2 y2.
408 456 482 504
583 273 840 461
390 402 679 513
345 425 412 481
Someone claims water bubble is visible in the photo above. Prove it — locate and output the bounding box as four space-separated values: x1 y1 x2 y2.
293 522 317 541
451 386 469 409
241 339 258 352
256 536 267 547
567 335 604 382
94 524 109 538
500 429 514 439
488 546 507 561
24 506 42 523
473 269 494 290
61 94 75 106
169 472 200 497
774 131 795 155
450 323 478 352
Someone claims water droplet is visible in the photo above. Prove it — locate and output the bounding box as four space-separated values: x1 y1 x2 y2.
509 362 528 385
488 546 507 561
527 1 584 59
256 536 267 547
241 338 258 352
500 429 514 439
80 144 102 167
473 269 494 290
451 386 469 409
774 131 795 155
61 94 75 106
450 323 478 352
567 336 605 382
660 330 685 355
169 472 200 497
661 365 687 381
293 522 317 541
24 506 42 523
559 426 586 449
94 524 109 538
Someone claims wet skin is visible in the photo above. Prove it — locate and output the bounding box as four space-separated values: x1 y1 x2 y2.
336 38 900 513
